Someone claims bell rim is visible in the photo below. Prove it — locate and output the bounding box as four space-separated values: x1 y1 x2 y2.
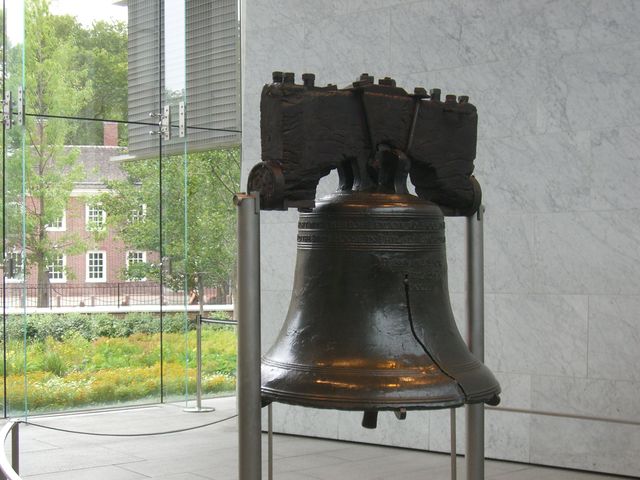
260 388 467 411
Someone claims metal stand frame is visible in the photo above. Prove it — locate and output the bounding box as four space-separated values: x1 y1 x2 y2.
451 408 457 479
234 199 486 480
268 403 274 480
465 206 486 480
236 193 262 480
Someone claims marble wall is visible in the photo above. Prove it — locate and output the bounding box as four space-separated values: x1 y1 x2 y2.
240 0 640 476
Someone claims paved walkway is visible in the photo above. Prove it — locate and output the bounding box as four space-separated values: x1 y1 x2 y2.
1 397 634 480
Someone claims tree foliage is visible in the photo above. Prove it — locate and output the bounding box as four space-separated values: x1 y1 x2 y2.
5 0 92 306
100 147 240 298
3 0 128 306
3 0 238 309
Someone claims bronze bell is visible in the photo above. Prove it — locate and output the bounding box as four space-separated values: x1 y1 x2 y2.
261 188 501 426
253 73 501 427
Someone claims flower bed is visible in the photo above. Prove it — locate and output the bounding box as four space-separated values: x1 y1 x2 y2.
1 313 237 412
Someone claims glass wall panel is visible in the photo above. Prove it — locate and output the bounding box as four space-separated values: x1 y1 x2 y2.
159 135 240 404
20 1 163 164
3 0 28 418
22 0 136 122
160 0 188 403
0 0 164 416
193 141 239 400
3 114 165 413
1 0 240 416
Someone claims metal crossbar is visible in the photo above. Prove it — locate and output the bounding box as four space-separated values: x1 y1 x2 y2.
184 315 238 413
199 317 237 325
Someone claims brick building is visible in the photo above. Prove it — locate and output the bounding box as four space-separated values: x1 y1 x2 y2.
5 123 157 301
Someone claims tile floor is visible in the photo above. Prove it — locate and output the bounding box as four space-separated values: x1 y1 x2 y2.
0 397 635 480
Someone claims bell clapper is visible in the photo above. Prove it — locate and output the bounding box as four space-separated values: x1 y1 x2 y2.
394 408 407 420
362 410 379 429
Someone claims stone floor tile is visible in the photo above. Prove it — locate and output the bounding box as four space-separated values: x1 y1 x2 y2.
22 465 148 480
490 465 637 480
2 397 633 480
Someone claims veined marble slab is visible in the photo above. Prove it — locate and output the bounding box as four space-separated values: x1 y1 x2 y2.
534 211 640 295
588 295 640 382
532 375 640 421
485 293 588 377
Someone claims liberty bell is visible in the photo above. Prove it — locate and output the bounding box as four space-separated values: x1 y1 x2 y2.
248 72 501 428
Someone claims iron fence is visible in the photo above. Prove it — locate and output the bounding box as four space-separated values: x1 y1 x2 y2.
0 282 231 309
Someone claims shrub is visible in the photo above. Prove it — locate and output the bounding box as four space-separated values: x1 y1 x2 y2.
4 311 219 343
41 350 68 376
0 326 237 411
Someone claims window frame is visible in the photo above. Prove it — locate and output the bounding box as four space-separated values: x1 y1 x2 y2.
47 254 67 283
85 204 107 231
126 250 147 281
46 210 67 232
86 250 107 283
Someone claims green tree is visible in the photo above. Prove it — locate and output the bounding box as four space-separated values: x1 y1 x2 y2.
5 0 92 306
4 0 128 306
101 147 240 309
70 19 128 145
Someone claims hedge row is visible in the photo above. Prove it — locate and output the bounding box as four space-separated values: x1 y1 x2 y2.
3 311 232 343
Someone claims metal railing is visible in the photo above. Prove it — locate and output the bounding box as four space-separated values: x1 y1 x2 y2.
1 283 231 309
0 420 20 480
185 314 238 413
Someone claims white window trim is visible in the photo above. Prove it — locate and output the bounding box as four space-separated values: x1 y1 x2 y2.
86 250 107 283
46 210 67 232
48 254 67 283
126 250 147 281
85 204 106 231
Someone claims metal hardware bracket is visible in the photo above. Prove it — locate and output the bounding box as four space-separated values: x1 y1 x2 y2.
2 88 25 130
149 105 173 141
17 87 25 126
178 102 186 138
3 91 12 129
160 104 171 141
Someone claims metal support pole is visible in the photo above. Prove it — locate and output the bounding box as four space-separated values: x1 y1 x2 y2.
268 403 273 480
450 408 457 480
184 314 214 413
11 422 19 475
196 314 202 409
235 193 262 480
465 206 485 480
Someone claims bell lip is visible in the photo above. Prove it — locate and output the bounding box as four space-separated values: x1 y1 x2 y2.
260 382 502 411
464 387 502 406
260 391 501 411
260 389 466 411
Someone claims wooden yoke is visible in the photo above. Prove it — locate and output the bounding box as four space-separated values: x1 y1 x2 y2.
247 72 480 216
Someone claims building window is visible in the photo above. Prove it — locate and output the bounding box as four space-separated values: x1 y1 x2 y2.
86 251 107 282
47 254 66 283
86 204 106 231
129 204 147 223
46 211 66 231
5 251 24 282
126 251 147 281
